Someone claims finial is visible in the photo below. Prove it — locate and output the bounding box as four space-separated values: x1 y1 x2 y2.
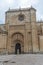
8 8 10 11
40 18 42 22
19 6 22 14
30 5 36 11
31 5 33 8
19 6 21 11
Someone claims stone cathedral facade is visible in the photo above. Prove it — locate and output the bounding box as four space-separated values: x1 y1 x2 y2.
0 7 43 54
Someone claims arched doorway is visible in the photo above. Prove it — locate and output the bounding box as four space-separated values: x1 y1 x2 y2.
11 32 24 54
15 43 21 54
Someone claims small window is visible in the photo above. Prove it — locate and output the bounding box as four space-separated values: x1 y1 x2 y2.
18 14 24 21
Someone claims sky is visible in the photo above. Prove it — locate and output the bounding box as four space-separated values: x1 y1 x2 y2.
0 0 43 24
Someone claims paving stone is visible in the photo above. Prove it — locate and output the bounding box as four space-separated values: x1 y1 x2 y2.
0 54 43 65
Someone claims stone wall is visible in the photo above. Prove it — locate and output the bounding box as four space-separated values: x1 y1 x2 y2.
39 36 43 52
0 33 7 54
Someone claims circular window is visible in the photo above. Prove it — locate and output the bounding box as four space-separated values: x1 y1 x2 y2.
18 14 24 21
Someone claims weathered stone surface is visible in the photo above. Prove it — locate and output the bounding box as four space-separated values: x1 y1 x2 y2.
0 7 43 54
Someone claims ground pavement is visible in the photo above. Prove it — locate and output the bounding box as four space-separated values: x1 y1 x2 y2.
0 54 43 65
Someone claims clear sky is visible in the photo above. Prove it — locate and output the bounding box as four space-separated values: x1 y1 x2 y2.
0 0 43 24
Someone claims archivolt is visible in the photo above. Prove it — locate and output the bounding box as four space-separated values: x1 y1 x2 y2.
12 32 24 38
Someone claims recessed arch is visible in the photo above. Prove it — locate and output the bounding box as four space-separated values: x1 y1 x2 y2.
11 32 24 54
